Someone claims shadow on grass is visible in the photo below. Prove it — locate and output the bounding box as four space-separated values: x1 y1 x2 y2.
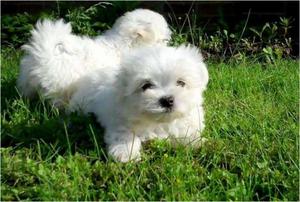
1 78 19 113
2 110 108 161
1 75 108 161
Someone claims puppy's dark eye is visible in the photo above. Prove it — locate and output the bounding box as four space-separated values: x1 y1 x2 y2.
177 80 186 87
142 82 154 91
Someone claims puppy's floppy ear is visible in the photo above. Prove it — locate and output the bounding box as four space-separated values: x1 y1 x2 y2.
115 67 137 98
178 45 209 90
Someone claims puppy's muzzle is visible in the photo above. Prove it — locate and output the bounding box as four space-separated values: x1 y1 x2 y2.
159 95 174 111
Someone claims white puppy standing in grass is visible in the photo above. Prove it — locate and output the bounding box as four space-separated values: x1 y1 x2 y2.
17 9 171 106
69 45 209 162
17 8 209 162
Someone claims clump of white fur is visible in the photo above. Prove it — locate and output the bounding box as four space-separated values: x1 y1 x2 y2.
17 9 171 106
97 9 171 47
69 45 209 162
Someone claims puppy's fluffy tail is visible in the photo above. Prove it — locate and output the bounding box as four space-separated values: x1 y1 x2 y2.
22 19 74 60
18 19 83 101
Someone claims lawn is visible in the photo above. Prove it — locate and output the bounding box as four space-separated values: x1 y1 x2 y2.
1 48 299 200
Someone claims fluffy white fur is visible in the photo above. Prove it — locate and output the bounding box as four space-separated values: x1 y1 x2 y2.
17 9 171 105
68 45 209 162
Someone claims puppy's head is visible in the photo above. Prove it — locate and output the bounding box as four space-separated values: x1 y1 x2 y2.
111 9 171 47
117 45 209 123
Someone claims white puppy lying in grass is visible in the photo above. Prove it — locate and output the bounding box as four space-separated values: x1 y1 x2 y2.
69 45 209 162
17 9 171 106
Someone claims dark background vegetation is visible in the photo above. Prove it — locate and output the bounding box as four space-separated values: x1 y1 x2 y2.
1 1 299 62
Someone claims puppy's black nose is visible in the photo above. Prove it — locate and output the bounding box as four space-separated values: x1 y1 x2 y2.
159 96 174 109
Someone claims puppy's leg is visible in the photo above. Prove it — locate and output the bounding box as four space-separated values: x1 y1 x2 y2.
17 55 39 98
170 129 207 149
105 127 141 162
169 106 207 148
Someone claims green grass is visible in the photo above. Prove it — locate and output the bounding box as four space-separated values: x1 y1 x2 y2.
1 48 299 200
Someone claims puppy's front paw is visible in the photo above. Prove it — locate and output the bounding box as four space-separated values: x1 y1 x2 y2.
108 142 141 163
